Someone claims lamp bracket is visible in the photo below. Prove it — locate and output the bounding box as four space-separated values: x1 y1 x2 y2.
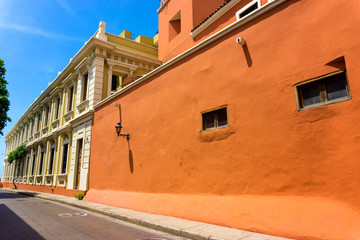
118 133 130 141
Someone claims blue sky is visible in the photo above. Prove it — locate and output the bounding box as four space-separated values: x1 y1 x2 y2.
0 0 160 178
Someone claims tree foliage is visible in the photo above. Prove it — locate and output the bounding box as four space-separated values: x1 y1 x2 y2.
0 58 11 135
7 143 26 164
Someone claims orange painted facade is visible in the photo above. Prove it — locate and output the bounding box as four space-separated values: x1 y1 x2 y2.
158 0 272 62
7 0 358 239
87 0 360 239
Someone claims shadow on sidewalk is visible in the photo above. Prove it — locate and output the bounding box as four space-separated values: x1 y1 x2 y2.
0 204 45 239
0 190 34 199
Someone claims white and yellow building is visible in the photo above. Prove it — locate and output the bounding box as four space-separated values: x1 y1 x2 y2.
2 22 161 192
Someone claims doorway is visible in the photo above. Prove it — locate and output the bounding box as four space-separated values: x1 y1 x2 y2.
75 139 83 189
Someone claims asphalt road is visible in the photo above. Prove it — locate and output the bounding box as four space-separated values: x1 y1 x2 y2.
0 190 189 240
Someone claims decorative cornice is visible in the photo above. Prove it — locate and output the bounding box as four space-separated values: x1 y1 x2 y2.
69 110 94 127
157 0 170 13
74 57 92 74
112 47 161 65
106 58 138 73
49 86 63 97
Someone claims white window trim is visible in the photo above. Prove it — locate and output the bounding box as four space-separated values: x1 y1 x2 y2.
236 0 262 21
81 73 89 102
68 86 75 112
294 70 351 111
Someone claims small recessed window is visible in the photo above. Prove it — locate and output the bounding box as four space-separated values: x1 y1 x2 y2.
111 75 119 92
295 71 350 110
82 73 88 101
169 11 181 41
236 0 260 21
55 97 61 119
68 86 74 111
202 107 228 131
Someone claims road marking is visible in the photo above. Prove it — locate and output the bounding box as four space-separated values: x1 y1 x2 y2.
58 212 88 217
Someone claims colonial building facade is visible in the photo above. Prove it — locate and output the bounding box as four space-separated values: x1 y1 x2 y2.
2 22 160 195
3 0 360 239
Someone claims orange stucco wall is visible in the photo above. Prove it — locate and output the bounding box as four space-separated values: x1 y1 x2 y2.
1 182 85 197
159 0 270 62
192 0 227 28
88 0 360 239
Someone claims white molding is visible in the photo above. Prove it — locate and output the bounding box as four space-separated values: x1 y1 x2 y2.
63 111 74 122
191 0 242 38
95 0 289 109
157 0 170 13
112 46 161 65
106 58 138 73
76 99 89 112
235 0 261 21
5 38 111 139
70 110 94 127
74 57 92 73
57 174 67 187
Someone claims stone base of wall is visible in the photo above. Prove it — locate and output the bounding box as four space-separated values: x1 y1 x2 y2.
85 189 360 240
1 182 85 198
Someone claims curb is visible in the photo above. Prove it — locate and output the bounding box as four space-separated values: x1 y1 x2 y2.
15 190 202 239
5 189 202 239
2 188 292 240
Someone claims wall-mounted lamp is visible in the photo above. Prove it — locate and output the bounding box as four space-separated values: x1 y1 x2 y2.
115 122 130 141
236 37 246 46
114 103 130 141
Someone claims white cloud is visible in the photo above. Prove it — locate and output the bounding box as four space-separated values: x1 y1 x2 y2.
0 22 83 41
0 0 81 41
56 0 76 16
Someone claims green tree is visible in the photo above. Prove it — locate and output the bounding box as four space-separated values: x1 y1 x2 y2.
0 58 11 135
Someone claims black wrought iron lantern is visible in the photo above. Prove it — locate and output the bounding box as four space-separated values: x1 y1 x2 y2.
114 103 130 141
115 122 122 136
115 122 130 140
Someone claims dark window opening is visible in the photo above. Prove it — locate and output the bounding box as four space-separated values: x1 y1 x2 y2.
49 148 55 174
30 119 34 135
202 107 228 131
68 86 74 111
39 151 44 175
55 98 60 119
62 144 69 174
82 73 88 101
31 154 36 176
45 106 50 126
239 2 258 19
296 71 350 109
37 114 41 131
111 75 119 92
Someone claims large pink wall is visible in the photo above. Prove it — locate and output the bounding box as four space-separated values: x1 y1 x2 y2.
87 0 360 239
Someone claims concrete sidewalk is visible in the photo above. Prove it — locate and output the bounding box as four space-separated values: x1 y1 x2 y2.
1 188 292 240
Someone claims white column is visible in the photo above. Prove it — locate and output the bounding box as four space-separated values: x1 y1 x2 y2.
107 65 113 97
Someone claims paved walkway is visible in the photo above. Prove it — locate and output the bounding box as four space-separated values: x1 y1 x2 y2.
1 188 292 240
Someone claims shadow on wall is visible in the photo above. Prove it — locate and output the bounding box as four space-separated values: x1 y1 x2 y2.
243 43 252 67
128 141 134 174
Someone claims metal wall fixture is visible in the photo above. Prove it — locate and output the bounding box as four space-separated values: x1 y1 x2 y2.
115 122 130 141
114 103 130 141
236 37 246 46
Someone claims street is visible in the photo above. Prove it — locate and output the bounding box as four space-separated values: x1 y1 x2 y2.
0 190 189 240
